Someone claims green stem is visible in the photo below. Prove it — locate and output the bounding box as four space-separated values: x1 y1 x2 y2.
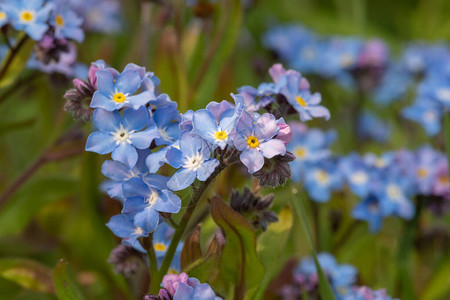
143 235 159 281
0 34 29 82
148 154 238 294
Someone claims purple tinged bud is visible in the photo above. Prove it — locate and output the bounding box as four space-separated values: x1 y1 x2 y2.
276 119 293 145
162 272 190 296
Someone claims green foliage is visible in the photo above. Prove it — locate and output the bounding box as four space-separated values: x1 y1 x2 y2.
53 259 84 300
210 196 265 298
0 258 54 293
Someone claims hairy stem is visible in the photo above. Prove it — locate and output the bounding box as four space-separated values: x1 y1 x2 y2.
143 235 159 283
148 153 239 294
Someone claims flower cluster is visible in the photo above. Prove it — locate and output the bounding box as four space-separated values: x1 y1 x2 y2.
264 24 450 137
288 123 449 232
77 62 316 252
281 252 394 300
264 25 389 92
146 273 221 300
0 0 122 78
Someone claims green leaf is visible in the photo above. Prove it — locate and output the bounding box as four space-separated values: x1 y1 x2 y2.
210 196 264 298
0 258 54 293
249 206 293 300
0 176 76 238
181 225 203 270
290 191 336 300
53 259 84 300
184 234 222 283
0 34 34 89
421 255 450 300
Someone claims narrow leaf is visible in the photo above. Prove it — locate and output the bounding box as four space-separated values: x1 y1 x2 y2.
0 258 54 293
210 196 264 297
53 259 84 300
291 191 336 300
250 206 293 300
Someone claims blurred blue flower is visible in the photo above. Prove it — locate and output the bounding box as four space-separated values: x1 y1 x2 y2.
358 111 390 143
50 6 84 42
304 159 343 202
2 0 52 40
402 98 443 136
352 194 393 232
339 153 371 198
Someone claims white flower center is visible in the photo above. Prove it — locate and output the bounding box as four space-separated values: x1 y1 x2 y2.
423 111 437 122
314 169 330 185
302 48 316 60
350 171 368 185
437 88 450 102
386 184 402 200
183 153 204 171
113 125 133 144
159 127 173 142
374 158 386 168
133 226 144 236
146 189 159 208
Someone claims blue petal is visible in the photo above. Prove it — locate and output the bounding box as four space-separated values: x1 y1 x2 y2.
127 91 154 109
196 159 219 181
146 147 169 173
101 160 131 181
112 143 138 168
259 139 286 159
93 109 120 132
25 23 48 41
143 173 169 189
122 107 149 131
254 113 278 140
123 177 150 198
167 168 197 191
106 214 135 238
90 92 116 111
165 147 183 169
179 132 204 158
193 109 218 140
115 70 141 95
122 196 147 216
85 132 116 154
153 190 181 213
240 148 264 174
129 129 156 149
95 70 115 95
134 208 160 233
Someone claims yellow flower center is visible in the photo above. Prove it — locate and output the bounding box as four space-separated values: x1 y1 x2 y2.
55 15 64 27
0 12 6 20
417 168 428 178
214 131 227 140
20 11 34 22
295 147 308 158
113 93 126 103
439 176 449 185
315 170 329 184
296 96 307 107
247 136 259 148
154 243 167 252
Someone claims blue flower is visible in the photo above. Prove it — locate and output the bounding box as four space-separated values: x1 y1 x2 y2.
297 252 357 297
122 177 181 233
50 6 84 42
122 63 160 93
372 64 412 105
357 111 391 143
279 72 330 121
106 214 148 251
100 149 150 199
232 112 286 173
148 105 181 146
304 159 343 203
152 222 183 272
2 0 52 41
192 94 244 150
90 69 155 111
414 146 443 195
166 132 219 191
339 154 371 198
352 194 393 232
85 107 159 168
287 122 335 182
238 83 277 112
402 98 443 136
0 7 9 27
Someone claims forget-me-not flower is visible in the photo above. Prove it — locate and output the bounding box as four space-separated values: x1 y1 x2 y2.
166 132 219 191
232 112 286 173
85 107 159 168
50 6 84 42
90 69 155 111
122 177 181 233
